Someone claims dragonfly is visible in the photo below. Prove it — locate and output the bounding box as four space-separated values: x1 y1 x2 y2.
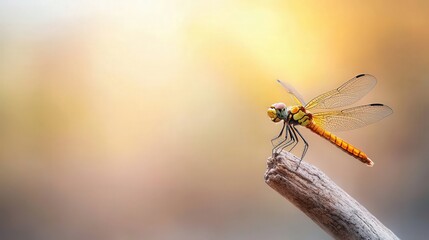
267 74 392 169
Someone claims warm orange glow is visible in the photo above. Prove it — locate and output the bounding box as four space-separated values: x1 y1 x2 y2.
0 1 428 239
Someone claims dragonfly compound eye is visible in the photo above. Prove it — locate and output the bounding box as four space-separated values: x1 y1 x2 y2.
273 102 286 109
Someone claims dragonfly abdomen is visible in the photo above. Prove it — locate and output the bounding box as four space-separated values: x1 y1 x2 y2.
306 122 374 166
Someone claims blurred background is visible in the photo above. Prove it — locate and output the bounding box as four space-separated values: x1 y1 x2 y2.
0 1 428 239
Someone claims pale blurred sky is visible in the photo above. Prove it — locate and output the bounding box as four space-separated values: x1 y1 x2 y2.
0 1 429 240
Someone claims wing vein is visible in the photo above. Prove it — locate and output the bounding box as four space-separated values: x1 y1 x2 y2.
312 104 393 132
305 74 377 110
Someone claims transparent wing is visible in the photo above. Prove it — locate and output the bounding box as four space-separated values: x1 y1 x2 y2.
312 104 393 132
277 79 306 106
305 74 377 110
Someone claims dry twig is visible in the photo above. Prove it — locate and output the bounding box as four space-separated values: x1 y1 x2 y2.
264 152 399 240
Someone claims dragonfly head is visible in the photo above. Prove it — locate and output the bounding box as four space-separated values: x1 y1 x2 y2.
267 103 287 123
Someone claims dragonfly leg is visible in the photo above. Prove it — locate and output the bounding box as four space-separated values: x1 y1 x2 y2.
292 125 309 170
271 121 286 147
272 125 292 157
277 125 296 154
287 125 300 152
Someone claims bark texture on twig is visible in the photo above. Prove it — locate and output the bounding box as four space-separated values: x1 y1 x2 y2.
264 152 399 240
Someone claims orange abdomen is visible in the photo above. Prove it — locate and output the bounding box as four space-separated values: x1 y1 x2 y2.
306 122 374 166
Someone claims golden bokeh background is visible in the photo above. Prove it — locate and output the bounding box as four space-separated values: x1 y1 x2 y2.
1 1 428 239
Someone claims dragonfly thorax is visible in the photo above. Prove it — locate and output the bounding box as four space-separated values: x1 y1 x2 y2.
287 105 313 126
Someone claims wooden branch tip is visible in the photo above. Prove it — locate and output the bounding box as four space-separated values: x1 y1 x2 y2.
264 152 399 240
